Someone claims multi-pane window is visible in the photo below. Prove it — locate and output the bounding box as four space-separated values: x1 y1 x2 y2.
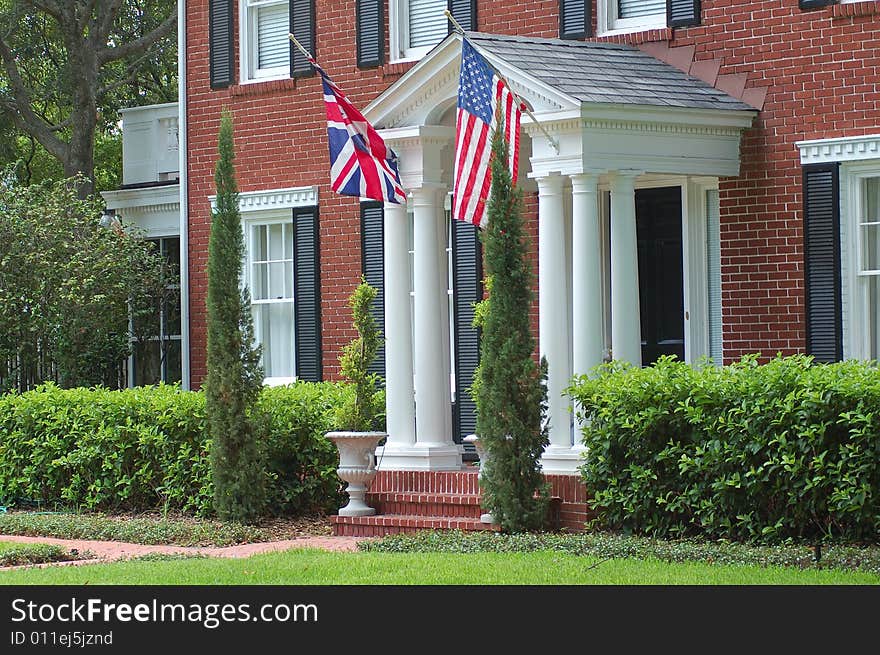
602 0 666 33
242 0 289 81
392 0 447 61
131 237 182 386
248 220 296 381
858 177 880 359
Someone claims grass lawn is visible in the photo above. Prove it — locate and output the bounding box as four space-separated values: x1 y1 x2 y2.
1 548 878 585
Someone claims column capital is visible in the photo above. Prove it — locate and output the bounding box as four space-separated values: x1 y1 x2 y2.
569 172 601 194
534 173 565 196
409 183 447 207
608 169 644 189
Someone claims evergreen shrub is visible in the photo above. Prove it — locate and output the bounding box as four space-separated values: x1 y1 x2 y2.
568 354 880 543
0 383 347 516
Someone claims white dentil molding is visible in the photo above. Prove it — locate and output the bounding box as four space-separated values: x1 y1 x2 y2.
796 134 880 165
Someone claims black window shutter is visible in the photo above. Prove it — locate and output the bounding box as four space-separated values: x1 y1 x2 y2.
803 163 842 363
356 0 384 68
799 0 836 10
559 0 591 40
452 220 482 444
290 0 316 78
448 0 477 33
294 206 322 381
667 0 701 28
209 0 234 88
360 202 385 380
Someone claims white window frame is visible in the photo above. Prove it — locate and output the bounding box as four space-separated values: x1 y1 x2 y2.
596 176 718 366
245 213 297 386
389 0 447 63
597 0 667 37
842 163 880 361
240 0 290 83
128 234 183 387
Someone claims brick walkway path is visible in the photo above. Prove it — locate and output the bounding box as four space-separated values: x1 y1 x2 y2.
0 533 368 569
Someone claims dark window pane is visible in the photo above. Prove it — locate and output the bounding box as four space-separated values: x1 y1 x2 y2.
164 339 182 384
133 341 162 386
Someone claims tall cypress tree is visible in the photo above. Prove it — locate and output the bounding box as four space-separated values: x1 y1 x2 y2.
205 109 266 522
472 123 550 533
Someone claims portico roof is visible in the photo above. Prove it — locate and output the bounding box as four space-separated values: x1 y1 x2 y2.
465 32 755 112
365 31 758 180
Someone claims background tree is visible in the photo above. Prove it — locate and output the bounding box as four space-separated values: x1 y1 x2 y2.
205 110 266 523
0 0 177 195
472 126 550 533
0 175 169 392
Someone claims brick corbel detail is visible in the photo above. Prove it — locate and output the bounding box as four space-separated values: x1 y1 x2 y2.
638 41 769 111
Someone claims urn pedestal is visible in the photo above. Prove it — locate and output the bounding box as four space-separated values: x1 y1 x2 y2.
326 431 387 517
463 434 495 524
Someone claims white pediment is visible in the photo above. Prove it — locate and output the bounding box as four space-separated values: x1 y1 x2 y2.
363 33 580 130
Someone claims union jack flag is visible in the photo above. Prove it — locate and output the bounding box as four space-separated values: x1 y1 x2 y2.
312 58 406 204
452 39 522 228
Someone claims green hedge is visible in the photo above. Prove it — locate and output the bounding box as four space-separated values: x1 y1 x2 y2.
0 382 354 516
568 355 880 543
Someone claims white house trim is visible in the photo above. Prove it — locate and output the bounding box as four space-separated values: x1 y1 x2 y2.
363 31 754 473
796 134 880 165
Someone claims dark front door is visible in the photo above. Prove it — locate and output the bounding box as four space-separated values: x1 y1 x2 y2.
636 186 685 365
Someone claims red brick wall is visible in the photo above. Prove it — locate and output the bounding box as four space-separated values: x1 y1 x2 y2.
185 1 880 383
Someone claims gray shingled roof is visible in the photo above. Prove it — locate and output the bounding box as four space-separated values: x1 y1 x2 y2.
466 32 756 112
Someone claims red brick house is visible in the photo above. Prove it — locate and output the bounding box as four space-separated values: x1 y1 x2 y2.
108 0 880 533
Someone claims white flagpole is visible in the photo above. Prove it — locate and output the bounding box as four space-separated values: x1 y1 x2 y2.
445 10 560 154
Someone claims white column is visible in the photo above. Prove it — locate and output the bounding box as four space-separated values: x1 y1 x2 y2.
379 200 415 454
537 174 575 473
610 171 642 367
383 185 460 470
571 173 604 377
571 173 604 447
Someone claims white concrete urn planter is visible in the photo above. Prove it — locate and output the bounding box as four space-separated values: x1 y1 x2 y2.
327 431 387 517
463 434 495 524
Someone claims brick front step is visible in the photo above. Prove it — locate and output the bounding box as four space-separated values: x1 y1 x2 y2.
365 491 484 519
330 469 595 537
331 513 500 537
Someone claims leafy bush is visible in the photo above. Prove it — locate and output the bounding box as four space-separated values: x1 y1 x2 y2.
568 355 880 543
0 382 349 516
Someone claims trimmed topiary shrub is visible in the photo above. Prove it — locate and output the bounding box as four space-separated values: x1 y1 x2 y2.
0 382 349 516
568 354 880 544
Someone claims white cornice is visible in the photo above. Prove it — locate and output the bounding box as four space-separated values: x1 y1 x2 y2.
208 186 319 212
796 134 880 164
101 184 180 211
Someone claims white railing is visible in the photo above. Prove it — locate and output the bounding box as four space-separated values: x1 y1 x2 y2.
119 102 179 185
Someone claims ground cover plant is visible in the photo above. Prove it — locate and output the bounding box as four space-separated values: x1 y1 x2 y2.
360 529 880 576
0 511 330 547
568 354 880 543
0 540 87 567
0 548 877 585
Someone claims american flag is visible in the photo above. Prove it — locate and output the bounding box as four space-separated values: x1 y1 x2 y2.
452 39 522 228
313 58 406 204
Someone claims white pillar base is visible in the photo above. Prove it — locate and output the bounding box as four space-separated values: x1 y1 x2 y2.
540 445 587 474
375 444 466 471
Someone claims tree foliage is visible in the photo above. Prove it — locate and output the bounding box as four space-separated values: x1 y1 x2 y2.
335 278 384 432
0 175 169 392
0 1 177 194
472 126 550 533
204 110 266 523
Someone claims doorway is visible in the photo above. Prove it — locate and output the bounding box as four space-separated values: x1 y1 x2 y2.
636 186 685 365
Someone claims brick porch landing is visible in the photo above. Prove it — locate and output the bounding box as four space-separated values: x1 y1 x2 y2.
330 469 593 537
